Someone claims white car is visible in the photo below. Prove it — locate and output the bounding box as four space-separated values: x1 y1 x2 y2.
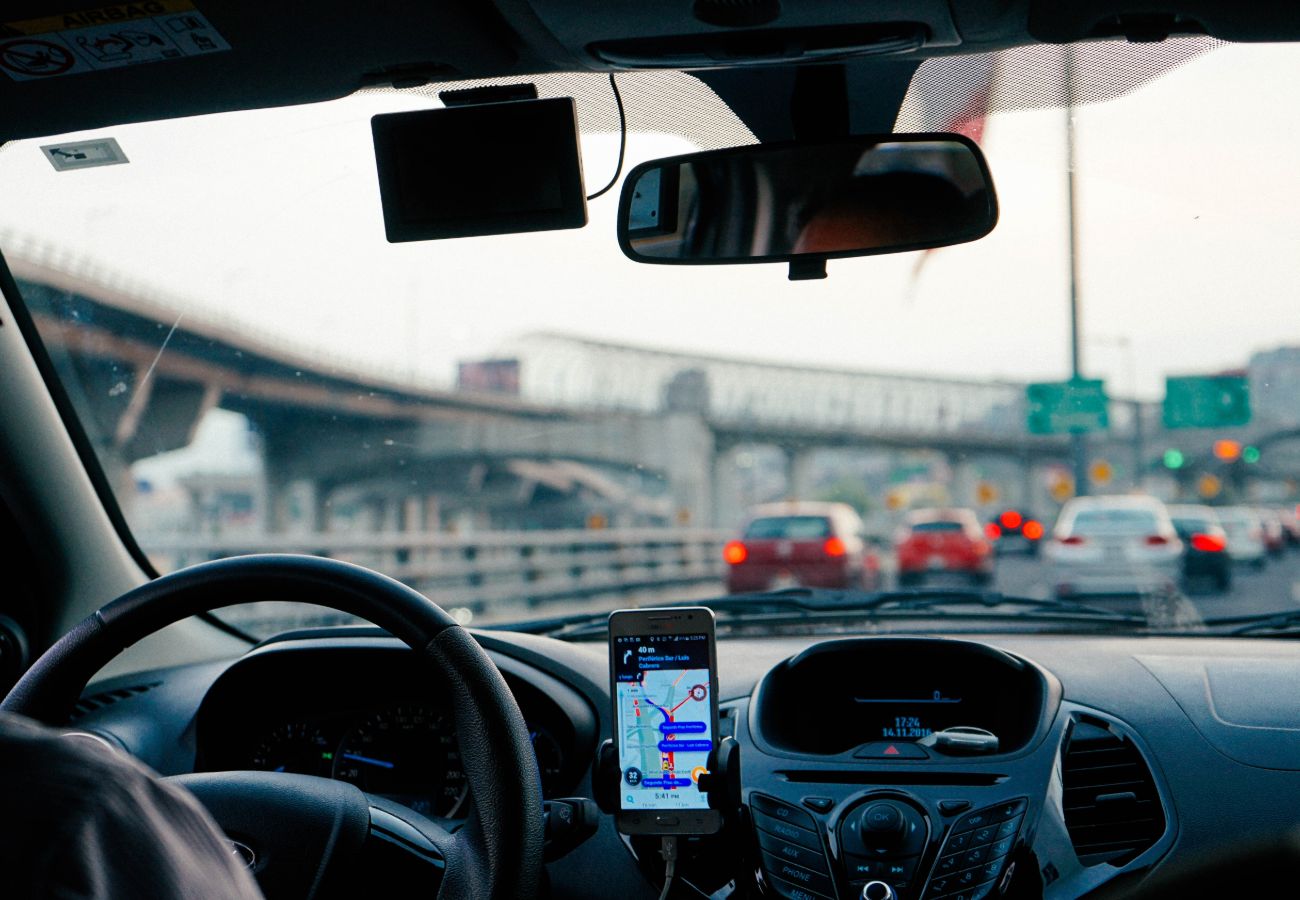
1044 497 1183 599
1217 507 1269 569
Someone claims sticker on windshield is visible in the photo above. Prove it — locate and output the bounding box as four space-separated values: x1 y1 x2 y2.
41 138 129 171
0 1 229 82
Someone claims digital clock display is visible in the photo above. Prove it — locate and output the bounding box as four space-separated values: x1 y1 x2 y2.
882 716 932 739
854 689 963 742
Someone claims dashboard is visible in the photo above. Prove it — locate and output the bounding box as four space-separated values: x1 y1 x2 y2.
69 627 1300 900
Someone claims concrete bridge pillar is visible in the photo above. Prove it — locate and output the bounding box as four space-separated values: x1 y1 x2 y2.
712 445 745 531
945 452 980 508
658 413 716 527
267 476 329 534
782 447 818 501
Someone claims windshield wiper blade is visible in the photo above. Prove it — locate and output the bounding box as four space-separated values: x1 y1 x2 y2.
512 586 1143 639
866 589 1144 621
509 587 863 639
1205 609 1300 636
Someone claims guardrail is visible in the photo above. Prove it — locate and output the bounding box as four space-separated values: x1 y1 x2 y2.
140 528 731 633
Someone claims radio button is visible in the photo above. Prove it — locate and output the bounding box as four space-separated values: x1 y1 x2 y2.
762 851 836 897
756 829 829 874
751 793 817 830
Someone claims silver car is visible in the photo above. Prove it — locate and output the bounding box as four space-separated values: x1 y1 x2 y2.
1218 507 1268 568
1044 497 1183 599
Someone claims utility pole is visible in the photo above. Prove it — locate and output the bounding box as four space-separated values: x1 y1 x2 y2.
1065 46 1090 497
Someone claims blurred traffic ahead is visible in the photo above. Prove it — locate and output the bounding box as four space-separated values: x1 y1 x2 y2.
895 508 994 587
723 502 882 594
723 497 1300 600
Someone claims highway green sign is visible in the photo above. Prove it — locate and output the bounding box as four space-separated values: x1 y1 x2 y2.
1162 375 1251 429
1026 378 1109 435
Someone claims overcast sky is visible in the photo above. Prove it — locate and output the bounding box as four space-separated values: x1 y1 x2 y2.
2 42 1299 402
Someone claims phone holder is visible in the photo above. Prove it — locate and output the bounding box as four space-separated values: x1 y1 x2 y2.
592 735 742 824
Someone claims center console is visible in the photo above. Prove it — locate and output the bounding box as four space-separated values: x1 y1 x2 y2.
742 637 1058 900
600 635 1171 900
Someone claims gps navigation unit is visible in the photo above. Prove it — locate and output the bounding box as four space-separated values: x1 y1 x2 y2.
609 607 722 835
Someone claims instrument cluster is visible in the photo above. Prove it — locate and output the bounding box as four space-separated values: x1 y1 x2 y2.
195 641 593 817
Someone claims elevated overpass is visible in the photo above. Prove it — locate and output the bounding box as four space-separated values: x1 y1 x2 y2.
5 233 1078 532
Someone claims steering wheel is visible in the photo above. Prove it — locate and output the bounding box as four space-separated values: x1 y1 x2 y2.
0 554 544 900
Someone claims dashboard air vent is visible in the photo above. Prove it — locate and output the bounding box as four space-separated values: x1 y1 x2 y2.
71 682 161 720
1061 716 1165 867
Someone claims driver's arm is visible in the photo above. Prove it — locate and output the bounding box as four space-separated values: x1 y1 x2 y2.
0 712 264 900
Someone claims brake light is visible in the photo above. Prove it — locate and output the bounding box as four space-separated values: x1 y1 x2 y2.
1145 535 1171 546
823 537 847 557
1000 510 1023 529
1059 535 1085 545
1022 520 1044 540
723 541 747 564
985 523 1002 540
1190 533 1226 553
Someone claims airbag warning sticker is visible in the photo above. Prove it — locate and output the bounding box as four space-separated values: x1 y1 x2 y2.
0 1 229 81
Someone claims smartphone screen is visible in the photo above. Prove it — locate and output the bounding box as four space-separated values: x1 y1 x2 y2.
613 630 715 813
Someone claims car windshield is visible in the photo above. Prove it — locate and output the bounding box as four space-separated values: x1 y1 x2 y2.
1068 509 1161 535
744 517 832 540
1219 511 1257 529
909 522 965 534
5 41 1300 639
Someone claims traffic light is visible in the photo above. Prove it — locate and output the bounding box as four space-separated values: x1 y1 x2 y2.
1213 439 1242 461
1243 445 1261 464
1162 449 1185 470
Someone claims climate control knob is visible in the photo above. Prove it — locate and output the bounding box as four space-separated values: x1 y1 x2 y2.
858 801 907 846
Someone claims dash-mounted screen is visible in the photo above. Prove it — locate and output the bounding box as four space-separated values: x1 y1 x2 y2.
371 97 587 242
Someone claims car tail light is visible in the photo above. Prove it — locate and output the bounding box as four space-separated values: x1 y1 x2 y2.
1190 533 1226 553
985 523 1002 540
1059 535 1086 545
823 537 847 557
723 541 747 564
1022 520 1044 540
1144 535 1171 546
1000 510 1023 529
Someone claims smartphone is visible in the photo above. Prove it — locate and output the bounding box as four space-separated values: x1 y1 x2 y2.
609 607 723 835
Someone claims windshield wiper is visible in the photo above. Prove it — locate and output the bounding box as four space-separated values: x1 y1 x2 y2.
687 586 1139 620
507 586 1144 639
1204 609 1300 636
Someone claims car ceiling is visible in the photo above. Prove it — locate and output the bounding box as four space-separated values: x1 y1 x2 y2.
1 1 1299 143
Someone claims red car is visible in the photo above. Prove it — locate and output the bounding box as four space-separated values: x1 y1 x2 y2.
724 502 881 594
896 508 995 586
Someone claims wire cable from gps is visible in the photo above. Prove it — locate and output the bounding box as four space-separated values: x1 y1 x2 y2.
585 73 626 201
657 835 678 900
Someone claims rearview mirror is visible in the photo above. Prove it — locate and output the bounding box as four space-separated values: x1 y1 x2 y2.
617 133 996 277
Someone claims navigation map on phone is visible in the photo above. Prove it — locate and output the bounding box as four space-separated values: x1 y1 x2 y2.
614 633 713 811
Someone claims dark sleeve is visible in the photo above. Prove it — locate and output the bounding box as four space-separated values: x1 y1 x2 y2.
0 714 264 900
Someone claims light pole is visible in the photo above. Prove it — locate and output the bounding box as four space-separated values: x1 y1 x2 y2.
1065 46 1089 497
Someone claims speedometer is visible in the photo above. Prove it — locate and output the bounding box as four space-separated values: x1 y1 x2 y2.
332 703 468 817
250 721 333 776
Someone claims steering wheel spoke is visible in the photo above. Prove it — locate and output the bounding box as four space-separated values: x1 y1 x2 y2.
363 795 454 894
